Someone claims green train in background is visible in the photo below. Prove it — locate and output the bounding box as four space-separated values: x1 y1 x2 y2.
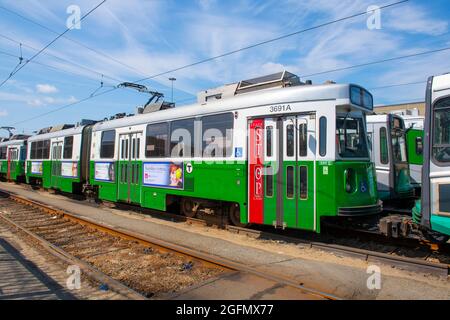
0 135 30 182
403 115 424 195
24 72 382 233
26 123 93 194
366 115 415 202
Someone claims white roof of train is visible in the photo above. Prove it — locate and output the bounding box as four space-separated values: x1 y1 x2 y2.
366 114 388 123
402 115 424 129
28 126 84 142
93 83 360 132
0 139 27 147
433 73 450 92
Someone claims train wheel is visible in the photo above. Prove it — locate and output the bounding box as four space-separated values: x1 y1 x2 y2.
229 204 247 227
181 198 197 218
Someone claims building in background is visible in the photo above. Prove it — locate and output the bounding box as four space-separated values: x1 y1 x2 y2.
374 102 425 116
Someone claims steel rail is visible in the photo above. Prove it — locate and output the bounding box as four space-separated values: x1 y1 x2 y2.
0 190 341 300
100 199 450 277
118 205 450 277
5 184 448 277
0 212 147 300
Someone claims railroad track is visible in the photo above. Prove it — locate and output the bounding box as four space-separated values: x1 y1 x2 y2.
98 201 450 278
99 202 450 278
0 190 339 300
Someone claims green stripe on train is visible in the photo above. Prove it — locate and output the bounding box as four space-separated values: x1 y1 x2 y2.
26 160 81 193
90 160 378 233
0 160 26 181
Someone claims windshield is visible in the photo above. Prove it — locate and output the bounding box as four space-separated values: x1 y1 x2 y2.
336 115 369 158
433 100 450 163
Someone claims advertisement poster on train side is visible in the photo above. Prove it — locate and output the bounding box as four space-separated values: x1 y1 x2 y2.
94 162 115 182
31 161 43 175
143 162 183 189
61 162 78 178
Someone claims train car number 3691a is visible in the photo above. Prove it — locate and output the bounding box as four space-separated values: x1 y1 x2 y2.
269 105 291 113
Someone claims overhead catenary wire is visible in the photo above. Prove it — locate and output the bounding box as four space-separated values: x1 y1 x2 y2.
368 81 427 90
131 0 410 84
301 46 450 78
0 32 121 84
0 0 107 89
0 5 149 78
0 33 196 98
6 0 431 126
11 45 446 127
10 87 117 126
0 49 105 86
0 7 197 98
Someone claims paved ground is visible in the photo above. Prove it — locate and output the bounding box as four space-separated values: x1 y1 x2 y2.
0 222 131 300
0 235 70 300
170 272 323 300
1 182 449 300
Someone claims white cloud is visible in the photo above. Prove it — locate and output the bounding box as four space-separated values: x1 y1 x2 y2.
0 109 8 117
197 0 217 11
1 0 448 117
26 95 78 108
27 99 45 107
36 84 58 94
385 5 448 36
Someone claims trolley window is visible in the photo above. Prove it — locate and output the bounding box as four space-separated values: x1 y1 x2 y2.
286 166 294 198
350 86 373 110
380 127 389 164
30 142 37 159
299 165 308 199
33 140 50 159
171 118 195 158
319 117 327 157
202 113 233 158
0 147 6 160
63 136 74 159
299 123 307 157
265 166 273 197
136 138 140 159
146 123 168 158
336 115 368 158
433 98 450 163
43 140 50 159
38 142 43 158
286 124 294 157
266 126 273 157
100 130 115 159
37 141 43 159
415 137 423 156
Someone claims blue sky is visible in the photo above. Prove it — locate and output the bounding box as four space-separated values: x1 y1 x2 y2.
0 0 449 136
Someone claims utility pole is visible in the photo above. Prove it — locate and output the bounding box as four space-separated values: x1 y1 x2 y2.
169 77 176 103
